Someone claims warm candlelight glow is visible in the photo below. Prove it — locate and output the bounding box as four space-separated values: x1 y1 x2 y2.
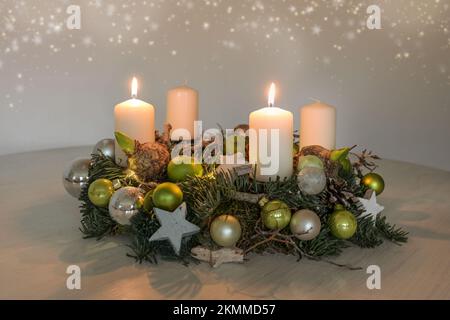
131 77 138 98
268 82 276 107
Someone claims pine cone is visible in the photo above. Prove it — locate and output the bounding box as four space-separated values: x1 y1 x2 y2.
129 141 170 182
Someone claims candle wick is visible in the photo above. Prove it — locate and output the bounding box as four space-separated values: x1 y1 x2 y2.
131 93 137 99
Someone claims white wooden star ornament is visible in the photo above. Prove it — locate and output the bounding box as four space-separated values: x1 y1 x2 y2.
358 190 384 219
149 202 200 255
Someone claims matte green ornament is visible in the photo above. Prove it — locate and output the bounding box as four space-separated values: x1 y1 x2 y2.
167 156 203 182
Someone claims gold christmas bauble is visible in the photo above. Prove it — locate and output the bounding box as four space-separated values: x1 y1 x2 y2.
210 215 242 247
361 172 385 195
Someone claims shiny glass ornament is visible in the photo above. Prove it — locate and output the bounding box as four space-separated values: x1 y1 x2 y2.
329 208 357 239
88 178 114 208
62 157 91 198
361 173 385 195
92 138 115 160
290 209 321 240
108 187 144 225
210 215 242 247
261 200 291 230
152 182 183 212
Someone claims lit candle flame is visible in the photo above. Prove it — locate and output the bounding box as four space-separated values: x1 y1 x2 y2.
268 82 275 107
131 77 138 98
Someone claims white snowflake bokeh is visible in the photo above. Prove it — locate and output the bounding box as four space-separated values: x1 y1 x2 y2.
0 0 449 169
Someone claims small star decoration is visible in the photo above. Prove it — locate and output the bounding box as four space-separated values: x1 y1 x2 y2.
358 190 384 220
149 202 200 255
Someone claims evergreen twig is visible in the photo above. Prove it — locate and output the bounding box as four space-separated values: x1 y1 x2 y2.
78 147 407 267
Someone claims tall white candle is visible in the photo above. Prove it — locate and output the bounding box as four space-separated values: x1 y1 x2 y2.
299 101 336 150
114 77 155 166
249 83 293 181
166 86 199 140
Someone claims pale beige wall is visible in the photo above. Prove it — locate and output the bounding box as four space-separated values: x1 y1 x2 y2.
0 0 449 170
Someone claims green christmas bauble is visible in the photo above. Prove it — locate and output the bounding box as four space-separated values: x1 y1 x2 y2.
88 178 114 208
361 172 385 195
143 190 154 212
210 215 242 247
297 155 324 171
261 200 291 230
152 182 183 212
167 156 203 182
329 207 357 239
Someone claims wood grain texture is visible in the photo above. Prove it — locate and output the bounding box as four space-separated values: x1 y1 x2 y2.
0 147 449 299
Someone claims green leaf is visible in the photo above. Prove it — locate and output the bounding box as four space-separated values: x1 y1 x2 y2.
114 131 135 154
330 147 350 162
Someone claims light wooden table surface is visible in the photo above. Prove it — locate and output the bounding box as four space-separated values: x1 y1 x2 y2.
0 146 449 299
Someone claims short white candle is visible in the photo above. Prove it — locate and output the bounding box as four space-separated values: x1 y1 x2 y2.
299 101 336 150
249 83 293 181
114 77 155 166
166 86 199 140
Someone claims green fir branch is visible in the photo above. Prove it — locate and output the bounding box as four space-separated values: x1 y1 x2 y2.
77 146 408 267
375 215 409 244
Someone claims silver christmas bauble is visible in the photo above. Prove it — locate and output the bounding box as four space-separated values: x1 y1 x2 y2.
297 167 327 195
62 158 91 198
92 138 115 160
290 209 321 240
108 186 144 225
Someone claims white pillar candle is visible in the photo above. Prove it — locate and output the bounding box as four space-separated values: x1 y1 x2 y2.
299 101 336 150
166 86 199 140
114 77 155 166
249 83 293 181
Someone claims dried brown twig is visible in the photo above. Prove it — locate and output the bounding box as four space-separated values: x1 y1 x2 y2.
351 149 381 178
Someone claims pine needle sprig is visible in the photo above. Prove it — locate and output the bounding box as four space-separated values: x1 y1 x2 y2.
79 153 126 238
375 215 409 244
